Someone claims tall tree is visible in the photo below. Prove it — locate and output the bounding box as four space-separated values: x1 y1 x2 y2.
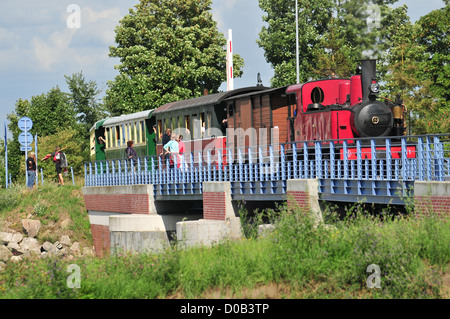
7 87 78 138
413 1 450 133
258 0 400 85
65 72 107 132
105 0 244 116
382 2 449 134
258 0 334 86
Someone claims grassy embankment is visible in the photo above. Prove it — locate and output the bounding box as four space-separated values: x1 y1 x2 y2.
0 181 448 299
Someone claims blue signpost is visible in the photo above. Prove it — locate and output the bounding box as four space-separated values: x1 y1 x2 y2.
18 116 33 187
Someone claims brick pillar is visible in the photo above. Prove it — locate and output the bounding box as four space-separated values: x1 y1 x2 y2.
414 181 450 219
88 212 114 257
286 179 322 224
202 182 236 220
82 185 156 215
82 185 156 256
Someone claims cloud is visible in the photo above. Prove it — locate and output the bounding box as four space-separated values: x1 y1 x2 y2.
32 28 76 72
77 6 121 45
0 5 123 75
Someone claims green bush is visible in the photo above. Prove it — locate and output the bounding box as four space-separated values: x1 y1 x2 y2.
0 185 21 212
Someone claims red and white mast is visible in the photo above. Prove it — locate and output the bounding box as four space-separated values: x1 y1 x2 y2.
226 29 233 91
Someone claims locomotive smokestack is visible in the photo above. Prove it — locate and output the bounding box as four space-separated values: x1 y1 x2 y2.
360 59 377 101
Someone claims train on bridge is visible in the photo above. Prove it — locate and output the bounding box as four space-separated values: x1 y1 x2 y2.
90 59 412 164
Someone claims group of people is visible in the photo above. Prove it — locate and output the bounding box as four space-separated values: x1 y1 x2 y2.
25 146 65 190
161 128 186 168
123 128 186 170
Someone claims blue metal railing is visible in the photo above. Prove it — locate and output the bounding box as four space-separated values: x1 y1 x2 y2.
84 134 450 201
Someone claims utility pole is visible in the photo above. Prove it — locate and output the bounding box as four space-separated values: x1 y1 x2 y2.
295 0 299 84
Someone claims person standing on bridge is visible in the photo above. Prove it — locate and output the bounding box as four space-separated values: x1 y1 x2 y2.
177 135 186 169
163 134 179 169
162 129 171 167
126 140 138 170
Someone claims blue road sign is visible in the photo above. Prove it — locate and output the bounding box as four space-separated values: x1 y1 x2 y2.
20 146 32 151
19 131 33 146
18 116 33 131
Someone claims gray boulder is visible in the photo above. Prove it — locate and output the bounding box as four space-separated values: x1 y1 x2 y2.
0 245 13 262
21 219 41 238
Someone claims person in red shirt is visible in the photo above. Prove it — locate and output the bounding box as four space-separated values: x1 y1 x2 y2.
42 146 64 186
177 135 186 169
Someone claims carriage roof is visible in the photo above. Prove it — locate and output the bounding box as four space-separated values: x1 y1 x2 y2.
152 86 269 115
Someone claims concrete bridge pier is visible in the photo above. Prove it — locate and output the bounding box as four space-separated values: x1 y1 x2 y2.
82 185 201 256
176 181 242 248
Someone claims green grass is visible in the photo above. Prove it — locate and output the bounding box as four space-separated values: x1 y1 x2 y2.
0 197 448 299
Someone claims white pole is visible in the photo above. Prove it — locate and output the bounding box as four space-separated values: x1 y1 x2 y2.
226 29 234 91
295 0 299 84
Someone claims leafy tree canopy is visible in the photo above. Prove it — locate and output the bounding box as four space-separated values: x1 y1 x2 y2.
381 2 449 134
65 72 107 132
106 0 244 116
258 0 401 86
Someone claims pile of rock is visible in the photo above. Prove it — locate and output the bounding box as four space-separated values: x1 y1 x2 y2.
0 218 94 268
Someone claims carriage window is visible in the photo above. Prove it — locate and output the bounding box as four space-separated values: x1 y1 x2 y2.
157 120 162 140
200 113 205 138
185 115 190 139
207 111 211 132
136 121 141 143
165 118 170 131
131 122 136 143
122 124 126 145
105 127 110 148
116 126 121 146
141 121 146 143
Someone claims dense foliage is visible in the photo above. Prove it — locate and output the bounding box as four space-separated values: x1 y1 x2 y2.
105 0 244 116
257 0 399 85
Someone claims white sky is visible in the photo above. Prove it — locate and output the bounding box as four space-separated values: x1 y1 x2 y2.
0 0 446 135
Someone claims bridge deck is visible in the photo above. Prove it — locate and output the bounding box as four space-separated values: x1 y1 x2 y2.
84 135 450 205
